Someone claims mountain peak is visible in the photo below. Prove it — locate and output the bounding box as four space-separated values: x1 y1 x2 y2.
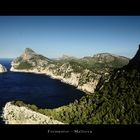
22 48 36 60
59 54 77 60
93 53 112 58
24 48 35 54
62 55 70 59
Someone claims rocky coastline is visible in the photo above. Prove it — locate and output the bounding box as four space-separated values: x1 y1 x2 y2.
2 48 130 124
0 64 7 73
10 66 100 93
9 48 129 94
2 102 64 124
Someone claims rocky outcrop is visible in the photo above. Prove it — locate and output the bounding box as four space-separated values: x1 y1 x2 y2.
2 102 64 124
0 64 7 73
10 48 129 93
11 48 50 70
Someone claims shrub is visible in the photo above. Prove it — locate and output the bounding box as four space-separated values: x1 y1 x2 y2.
16 61 33 69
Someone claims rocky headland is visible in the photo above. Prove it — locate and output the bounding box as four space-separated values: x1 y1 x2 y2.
10 48 129 93
2 102 64 124
2 47 132 124
0 64 7 73
27 45 140 124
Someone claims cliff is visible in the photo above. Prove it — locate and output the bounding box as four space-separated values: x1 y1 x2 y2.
4 46 135 124
10 48 129 93
2 102 64 124
37 45 140 124
0 64 7 73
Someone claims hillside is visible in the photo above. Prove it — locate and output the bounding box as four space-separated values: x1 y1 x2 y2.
10 48 129 93
10 45 140 124
39 45 140 124
3 102 64 124
79 53 129 73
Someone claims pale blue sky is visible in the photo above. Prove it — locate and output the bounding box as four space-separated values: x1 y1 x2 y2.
0 16 140 58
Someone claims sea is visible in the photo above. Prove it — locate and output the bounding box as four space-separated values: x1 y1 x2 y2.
0 59 85 124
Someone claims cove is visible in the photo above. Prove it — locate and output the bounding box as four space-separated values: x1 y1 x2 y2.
0 59 85 113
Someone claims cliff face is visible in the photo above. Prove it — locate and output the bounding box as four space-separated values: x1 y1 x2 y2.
40 45 140 124
0 64 7 73
10 48 129 93
2 102 64 124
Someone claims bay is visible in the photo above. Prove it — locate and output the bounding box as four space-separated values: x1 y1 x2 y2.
0 59 85 123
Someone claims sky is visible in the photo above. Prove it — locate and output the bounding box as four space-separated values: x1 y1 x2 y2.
0 16 140 59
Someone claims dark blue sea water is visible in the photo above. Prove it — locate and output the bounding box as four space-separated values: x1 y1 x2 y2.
0 59 85 123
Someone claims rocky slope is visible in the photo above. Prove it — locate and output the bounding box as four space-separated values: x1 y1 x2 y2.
2 102 64 124
32 45 140 124
0 64 7 73
10 48 129 93
4 58 140 124
3 46 134 124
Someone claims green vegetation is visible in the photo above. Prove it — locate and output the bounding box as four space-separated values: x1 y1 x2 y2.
68 61 84 73
50 56 128 76
75 57 129 73
12 49 135 124
16 61 33 69
48 55 129 74
14 47 129 75
11 100 39 111
11 101 25 107
11 67 140 124
48 68 140 124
